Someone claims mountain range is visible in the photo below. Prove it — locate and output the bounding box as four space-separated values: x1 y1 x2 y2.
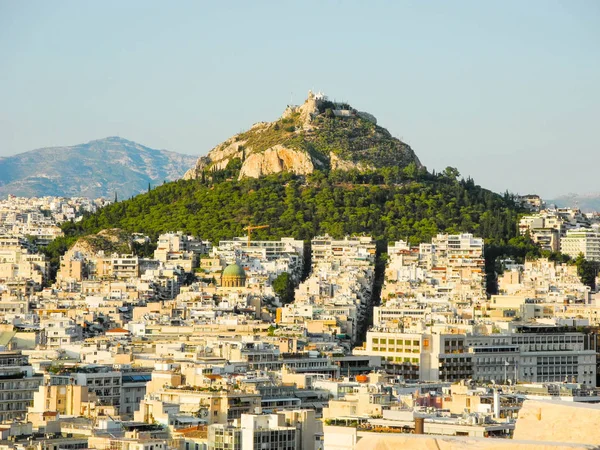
0 137 196 199
546 193 600 213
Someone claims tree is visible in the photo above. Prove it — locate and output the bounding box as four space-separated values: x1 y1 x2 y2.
403 162 418 180
575 253 599 291
443 166 460 180
272 272 295 304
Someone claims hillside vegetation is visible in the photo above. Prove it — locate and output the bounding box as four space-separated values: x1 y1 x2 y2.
61 167 519 246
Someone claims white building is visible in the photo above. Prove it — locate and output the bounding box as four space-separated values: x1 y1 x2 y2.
39 315 82 347
355 326 597 385
561 227 600 261
240 413 297 450
311 236 375 265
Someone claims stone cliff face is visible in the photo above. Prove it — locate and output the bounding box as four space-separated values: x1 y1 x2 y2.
239 145 315 178
67 229 132 259
184 91 423 180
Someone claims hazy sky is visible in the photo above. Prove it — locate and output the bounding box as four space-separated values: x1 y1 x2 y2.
1 1 598 198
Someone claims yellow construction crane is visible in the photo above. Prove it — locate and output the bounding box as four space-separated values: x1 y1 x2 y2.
244 224 269 246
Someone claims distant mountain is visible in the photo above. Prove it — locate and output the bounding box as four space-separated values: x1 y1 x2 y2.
546 193 600 212
0 137 197 198
184 91 422 180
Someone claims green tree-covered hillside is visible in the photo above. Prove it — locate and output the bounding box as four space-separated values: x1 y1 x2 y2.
63 167 520 246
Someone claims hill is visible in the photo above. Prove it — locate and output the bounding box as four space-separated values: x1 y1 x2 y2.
0 137 196 198
48 93 535 293
184 91 422 180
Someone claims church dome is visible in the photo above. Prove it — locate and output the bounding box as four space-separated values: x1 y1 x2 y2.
221 263 246 287
222 263 246 278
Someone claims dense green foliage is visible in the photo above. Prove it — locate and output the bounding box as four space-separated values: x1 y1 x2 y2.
62 169 521 248
307 114 416 167
272 272 295 305
574 253 600 291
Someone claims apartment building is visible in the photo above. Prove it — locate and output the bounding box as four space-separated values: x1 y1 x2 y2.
208 424 241 450
151 387 261 424
240 413 297 450
354 329 472 382
519 214 564 251
217 237 304 262
39 315 82 347
206 413 302 450
467 326 597 385
154 232 210 272
561 227 600 261
28 384 97 418
47 365 151 416
355 326 596 385
0 351 43 422
310 236 375 265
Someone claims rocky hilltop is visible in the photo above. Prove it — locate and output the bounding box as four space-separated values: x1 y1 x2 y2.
0 137 196 198
184 91 422 180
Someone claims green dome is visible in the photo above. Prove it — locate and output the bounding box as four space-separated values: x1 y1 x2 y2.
222 263 246 278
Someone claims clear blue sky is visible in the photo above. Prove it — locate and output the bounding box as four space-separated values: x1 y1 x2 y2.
1 0 598 198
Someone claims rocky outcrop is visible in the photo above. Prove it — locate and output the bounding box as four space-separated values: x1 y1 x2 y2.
67 229 132 259
184 91 423 180
183 137 248 180
239 145 314 179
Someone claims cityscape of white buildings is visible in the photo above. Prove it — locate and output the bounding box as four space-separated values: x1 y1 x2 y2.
518 204 600 259
0 194 598 448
